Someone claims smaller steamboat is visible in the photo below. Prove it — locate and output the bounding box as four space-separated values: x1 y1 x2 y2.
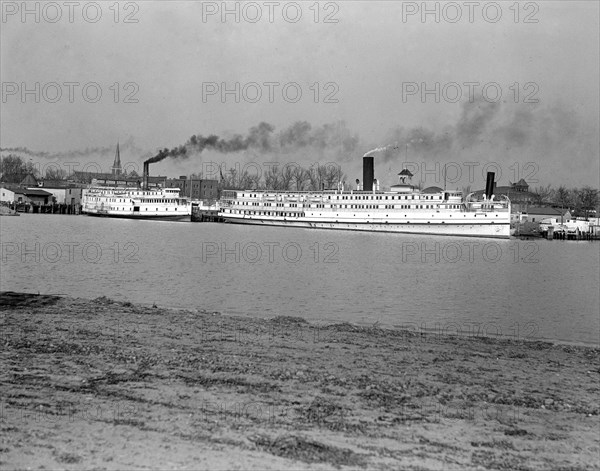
82 161 191 220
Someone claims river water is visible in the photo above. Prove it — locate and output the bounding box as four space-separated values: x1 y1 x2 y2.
1 214 598 346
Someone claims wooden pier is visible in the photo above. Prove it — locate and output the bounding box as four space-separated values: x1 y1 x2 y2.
2 202 81 215
191 204 225 223
514 220 599 241
542 227 598 241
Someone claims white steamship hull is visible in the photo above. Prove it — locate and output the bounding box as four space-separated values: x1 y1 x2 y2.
84 209 191 221
222 215 509 238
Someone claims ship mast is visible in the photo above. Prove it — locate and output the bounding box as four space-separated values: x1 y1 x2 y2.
443 163 446 192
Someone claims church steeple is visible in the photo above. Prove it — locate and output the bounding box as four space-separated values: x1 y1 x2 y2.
112 142 122 176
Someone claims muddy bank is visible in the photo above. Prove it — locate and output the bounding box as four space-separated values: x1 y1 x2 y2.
1 292 598 470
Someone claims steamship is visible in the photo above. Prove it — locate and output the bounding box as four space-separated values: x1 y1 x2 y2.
81 161 192 220
218 157 511 238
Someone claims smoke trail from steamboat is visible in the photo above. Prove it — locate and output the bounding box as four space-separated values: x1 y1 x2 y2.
363 145 399 157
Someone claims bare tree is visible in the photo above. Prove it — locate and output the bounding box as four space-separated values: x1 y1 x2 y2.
1 155 38 183
292 166 309 191
532 184 553 205
264 165 282 190
324 164 345 189
306 166 321 191
552 185 572 223
574 186 599 220
239 170 257 190
248 173 261 190
280 164 295 191
219 168 238 189
553 185 571 208
44 166 67 180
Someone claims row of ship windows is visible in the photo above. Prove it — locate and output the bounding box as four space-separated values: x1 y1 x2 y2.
235 204 462 210
228 210 498 218
88 198 180 204
88 197 131 202
229 210 303 216
91 192 163 197
169 184 214 189
244 202 301 207
103 208 178 211
335 195 443 201
240 194 445 201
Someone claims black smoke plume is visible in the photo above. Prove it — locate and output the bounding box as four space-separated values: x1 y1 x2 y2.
0 137 143 160
144 145 187 164
145 120 360 165
145 122 276 165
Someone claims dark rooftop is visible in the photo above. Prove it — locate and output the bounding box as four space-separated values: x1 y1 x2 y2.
525 207 569 216
14 189 53 197
422 186 444 193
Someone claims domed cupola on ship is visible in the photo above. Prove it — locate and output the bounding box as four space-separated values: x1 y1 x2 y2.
390 168 415 193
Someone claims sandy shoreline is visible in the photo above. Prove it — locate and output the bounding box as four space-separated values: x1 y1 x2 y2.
1 292 598 470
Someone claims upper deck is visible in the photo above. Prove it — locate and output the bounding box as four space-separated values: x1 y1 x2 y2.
221 188 465 208
84 186 184 198
220 188 509 213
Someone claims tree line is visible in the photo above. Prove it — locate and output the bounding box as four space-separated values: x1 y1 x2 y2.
530 184 598 218
0 155 40 183
214 163 346 192
0 154 139 183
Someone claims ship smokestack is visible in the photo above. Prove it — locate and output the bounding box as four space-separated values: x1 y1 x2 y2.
143 162 149 190
485 172 495 199
363 156 374 192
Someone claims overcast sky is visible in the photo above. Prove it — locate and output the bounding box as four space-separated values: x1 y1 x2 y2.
1 1 598 188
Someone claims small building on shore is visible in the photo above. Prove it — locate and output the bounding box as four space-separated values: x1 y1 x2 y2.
38 181 85 205
521 207 572 223
12 188 53 205
473 178 538 214
165 177 219 201
0 185 18 203
20 173 39 187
